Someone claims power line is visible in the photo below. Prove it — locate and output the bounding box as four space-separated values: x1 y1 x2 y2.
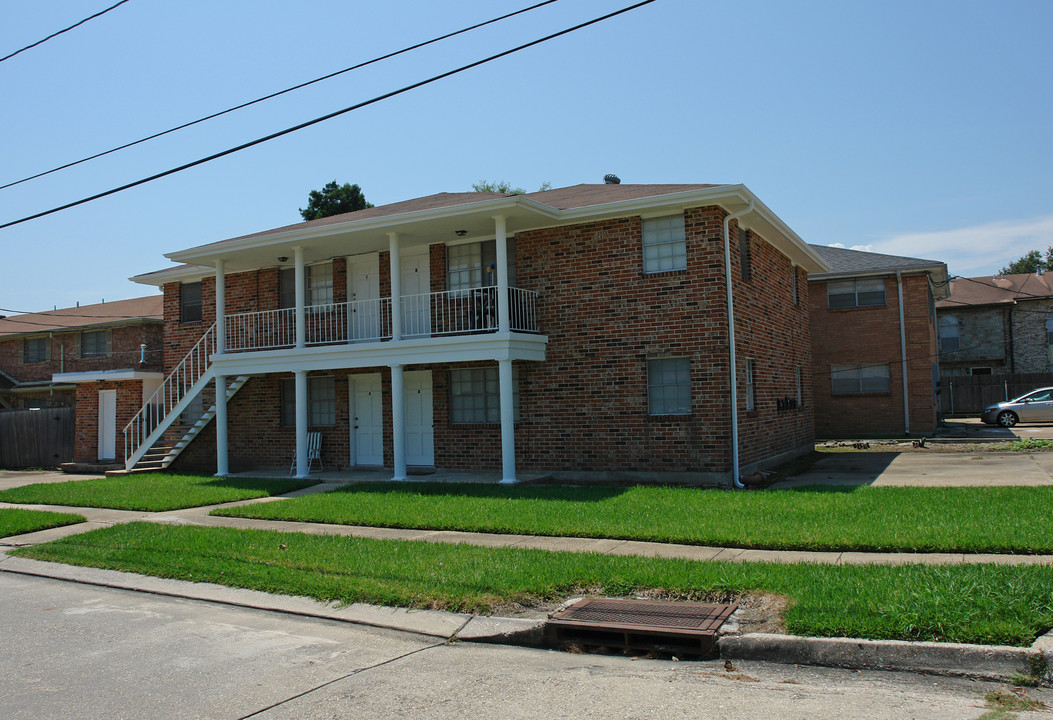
0 0 558 191
0 0 132 64
0 0 656 231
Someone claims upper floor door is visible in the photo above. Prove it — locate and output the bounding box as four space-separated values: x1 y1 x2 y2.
401 250 431 338
346 253 381 342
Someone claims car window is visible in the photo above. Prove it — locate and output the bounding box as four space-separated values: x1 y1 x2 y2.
1023 391 1052 402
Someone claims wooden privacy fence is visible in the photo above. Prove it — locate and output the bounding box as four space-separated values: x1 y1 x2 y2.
0 407 74 468
940 373 1053 415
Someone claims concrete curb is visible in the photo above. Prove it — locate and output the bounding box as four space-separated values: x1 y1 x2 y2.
719 633 1053 683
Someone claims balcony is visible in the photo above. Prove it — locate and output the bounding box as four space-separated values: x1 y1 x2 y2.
209 287 546 378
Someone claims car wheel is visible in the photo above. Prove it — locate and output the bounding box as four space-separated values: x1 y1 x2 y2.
997 411 1018 427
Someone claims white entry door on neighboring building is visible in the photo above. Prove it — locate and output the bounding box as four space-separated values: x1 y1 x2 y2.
98 389 117 461
347 252 381 342
350 373 384 466
400 250 431 338
403 370 434 467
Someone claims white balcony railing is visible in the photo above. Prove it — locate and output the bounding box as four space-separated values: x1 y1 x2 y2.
221 288 537 354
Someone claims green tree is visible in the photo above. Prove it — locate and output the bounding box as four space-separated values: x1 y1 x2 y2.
1000 249 1052 275
471 180 552 195
299 181 373 221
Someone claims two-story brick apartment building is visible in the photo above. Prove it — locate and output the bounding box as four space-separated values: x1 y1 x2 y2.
807 245 949 438
0 297 164 466
111 182 826 486
0 297 163 410
936 273 1053 376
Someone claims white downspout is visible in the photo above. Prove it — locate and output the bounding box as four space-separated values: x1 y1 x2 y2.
897 270 910 435
723 200 754 489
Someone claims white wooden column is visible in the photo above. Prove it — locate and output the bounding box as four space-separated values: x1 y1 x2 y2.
215 258 226 353
494 215 510 332
294 370 308 478
388 232 402 341
497 358 517 484
214 374 228 476
390 364 407 480
294 247 306 348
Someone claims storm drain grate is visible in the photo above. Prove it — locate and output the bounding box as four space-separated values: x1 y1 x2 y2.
546 598 737 656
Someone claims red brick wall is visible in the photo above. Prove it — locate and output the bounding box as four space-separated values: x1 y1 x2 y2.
73 379 147 463
809 273 938 437
0 323 163 386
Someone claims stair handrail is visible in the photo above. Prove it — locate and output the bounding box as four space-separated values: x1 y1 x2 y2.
124 323 217 464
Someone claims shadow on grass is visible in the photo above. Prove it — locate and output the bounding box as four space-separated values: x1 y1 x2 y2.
331 481 631 503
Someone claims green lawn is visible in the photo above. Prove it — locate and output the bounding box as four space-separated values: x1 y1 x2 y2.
0 508 85 538
212 482 1053 554
14 522 1053 647
0 474 317 512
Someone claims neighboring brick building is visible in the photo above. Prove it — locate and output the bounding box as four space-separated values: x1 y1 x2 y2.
0 297 164 466
936 273 1053 375
115 182 827 486
807 245 949 438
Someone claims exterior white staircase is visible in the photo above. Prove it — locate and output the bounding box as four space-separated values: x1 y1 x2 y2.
123 324 248 473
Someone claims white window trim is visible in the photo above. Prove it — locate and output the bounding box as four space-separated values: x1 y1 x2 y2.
449 366 519 424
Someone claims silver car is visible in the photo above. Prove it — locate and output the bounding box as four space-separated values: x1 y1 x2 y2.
980 387 1053 427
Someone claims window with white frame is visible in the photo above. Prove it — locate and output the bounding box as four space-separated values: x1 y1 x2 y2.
22 337 47 363
831 363 891 394
642 215 686 274
81 330 110 358
827 278 886 309
307 262 334 306
280 376 336 426
446 240 515 291
646 357 691 415
744 358 756 411
450 366 519 423
939 315 960 353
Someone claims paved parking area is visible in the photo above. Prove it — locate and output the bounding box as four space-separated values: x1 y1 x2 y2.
0 470 101 491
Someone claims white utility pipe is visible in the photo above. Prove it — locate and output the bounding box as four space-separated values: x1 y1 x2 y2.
723 200 754 489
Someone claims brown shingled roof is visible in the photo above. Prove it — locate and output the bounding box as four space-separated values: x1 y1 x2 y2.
520 183 724 209
0 296 163 337
936 273 1053 309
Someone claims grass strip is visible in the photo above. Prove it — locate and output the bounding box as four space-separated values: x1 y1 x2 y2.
0 474 317 512
0 508 85 538
213 482 1053 554
14 522 1053 647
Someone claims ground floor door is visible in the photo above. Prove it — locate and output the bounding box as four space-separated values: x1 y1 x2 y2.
403 370 434 466
349 373 384 466
98 389 116 461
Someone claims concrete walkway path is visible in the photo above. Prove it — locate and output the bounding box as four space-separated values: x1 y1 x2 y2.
2 481 1051 566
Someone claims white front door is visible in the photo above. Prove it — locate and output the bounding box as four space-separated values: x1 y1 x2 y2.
98 389 117 461
347 252 381 342
403 370 434 466
350 373 384 466
401 250 431 338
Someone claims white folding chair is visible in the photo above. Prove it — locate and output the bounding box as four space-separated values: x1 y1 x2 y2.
290 431 323 474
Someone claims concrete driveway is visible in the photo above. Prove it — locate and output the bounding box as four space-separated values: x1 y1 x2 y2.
0 469 101 491
774 451 1053 488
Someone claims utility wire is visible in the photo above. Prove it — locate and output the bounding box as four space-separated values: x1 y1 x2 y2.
0 0 559 191
0 0 132 64
0 0 656 231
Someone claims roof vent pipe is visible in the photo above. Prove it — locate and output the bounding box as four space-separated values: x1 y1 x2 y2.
603 174 620 185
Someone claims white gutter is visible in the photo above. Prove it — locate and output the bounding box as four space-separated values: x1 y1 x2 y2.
723 200 754 489
897 270 910 435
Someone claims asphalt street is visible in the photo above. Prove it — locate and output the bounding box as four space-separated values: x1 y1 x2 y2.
3 573 1045 720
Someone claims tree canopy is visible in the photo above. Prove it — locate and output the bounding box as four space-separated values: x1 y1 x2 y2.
299 181 373 221
1000 248 1053 275
471 180 552 195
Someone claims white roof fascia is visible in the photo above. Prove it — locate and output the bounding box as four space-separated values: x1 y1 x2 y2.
53 369 165 383
131 264 214 287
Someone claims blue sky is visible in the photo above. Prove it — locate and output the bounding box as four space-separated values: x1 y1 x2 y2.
1 0 1050 312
